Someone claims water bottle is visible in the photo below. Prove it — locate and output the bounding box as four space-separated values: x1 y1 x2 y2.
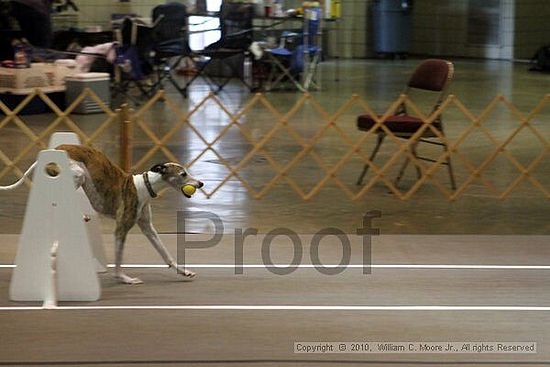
243 57 252 85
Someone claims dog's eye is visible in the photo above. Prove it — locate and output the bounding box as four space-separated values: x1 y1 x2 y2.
181 172 187 177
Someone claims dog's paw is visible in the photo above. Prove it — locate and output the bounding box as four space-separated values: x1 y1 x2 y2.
177 267 197 282
116 273 144 285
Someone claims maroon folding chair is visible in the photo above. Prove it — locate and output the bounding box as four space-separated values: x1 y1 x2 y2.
356 59 456 190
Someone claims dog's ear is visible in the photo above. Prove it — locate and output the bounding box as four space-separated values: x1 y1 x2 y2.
150 164 167 174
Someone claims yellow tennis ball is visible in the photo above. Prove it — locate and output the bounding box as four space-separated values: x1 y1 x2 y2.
182 185 196 196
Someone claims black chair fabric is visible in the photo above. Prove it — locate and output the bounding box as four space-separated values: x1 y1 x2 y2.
150 2 193 97
193 2 255 93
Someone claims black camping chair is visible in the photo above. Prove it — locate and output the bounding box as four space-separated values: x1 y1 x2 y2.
190 2 255 93
150 2 194 97
112 17 156 105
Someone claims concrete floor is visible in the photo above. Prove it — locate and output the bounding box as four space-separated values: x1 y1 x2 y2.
2 234 550 366
1 59 550 366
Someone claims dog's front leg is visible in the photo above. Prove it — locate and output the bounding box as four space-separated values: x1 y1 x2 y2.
114 221 143 285
137 205 196 281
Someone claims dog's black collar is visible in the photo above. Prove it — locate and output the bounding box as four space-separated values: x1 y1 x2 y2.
143 172 158 198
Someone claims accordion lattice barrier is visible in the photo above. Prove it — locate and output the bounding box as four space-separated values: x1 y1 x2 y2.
0 88 549 201
0 88 117 188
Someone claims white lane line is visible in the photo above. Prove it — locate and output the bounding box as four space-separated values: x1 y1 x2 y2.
2 264 550 269
2 305 550 311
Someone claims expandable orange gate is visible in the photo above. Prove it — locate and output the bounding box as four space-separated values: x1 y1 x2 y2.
1 88 548 200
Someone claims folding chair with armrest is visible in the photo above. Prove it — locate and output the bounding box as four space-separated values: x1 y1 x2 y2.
189 2 255 93
263 6 322 92
264 31 305 92
355 59 457 190
150 2 193 97
112 17 156 105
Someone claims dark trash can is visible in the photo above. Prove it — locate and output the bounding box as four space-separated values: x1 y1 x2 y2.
372 0 413 56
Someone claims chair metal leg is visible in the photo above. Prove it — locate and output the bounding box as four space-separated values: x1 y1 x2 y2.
444 144 457 190
151 56 191 98
356 134 384 186
394 141 420 187
420 136 457 191
167 72 189 98
179 58 213 93
266 54 306 92
412 143 422 180
303 53 320 91
394 157 409 187
194 56 253 94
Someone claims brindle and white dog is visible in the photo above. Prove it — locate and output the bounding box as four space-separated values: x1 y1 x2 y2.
0 144 203 285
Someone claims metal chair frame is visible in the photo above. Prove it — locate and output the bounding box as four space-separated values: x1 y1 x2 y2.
356 59 457 190
264 7 322 92
189 2 255 94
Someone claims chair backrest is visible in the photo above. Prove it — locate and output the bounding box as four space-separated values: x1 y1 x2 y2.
152 2 188 42
120 17 154 54
407 59 453 92
304 7 321 49
219 2 254 46
402 59 454 124
118 17 155 79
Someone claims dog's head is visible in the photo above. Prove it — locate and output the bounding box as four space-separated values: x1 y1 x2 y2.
150 163 204 198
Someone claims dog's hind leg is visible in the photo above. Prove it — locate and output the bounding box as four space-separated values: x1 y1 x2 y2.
114 228 143 284
137 204 196 281
114 208 143 285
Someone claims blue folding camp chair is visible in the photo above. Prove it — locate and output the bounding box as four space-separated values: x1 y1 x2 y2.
264 7 322 92
112 17 156 105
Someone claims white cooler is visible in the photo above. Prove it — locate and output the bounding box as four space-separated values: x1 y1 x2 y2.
65 72 110 114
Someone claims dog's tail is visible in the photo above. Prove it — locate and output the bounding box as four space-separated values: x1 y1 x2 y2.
0 162 37 191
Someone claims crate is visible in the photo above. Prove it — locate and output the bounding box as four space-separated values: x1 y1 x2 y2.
0 62 80 93
0 63 57 92
65 73 110 114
